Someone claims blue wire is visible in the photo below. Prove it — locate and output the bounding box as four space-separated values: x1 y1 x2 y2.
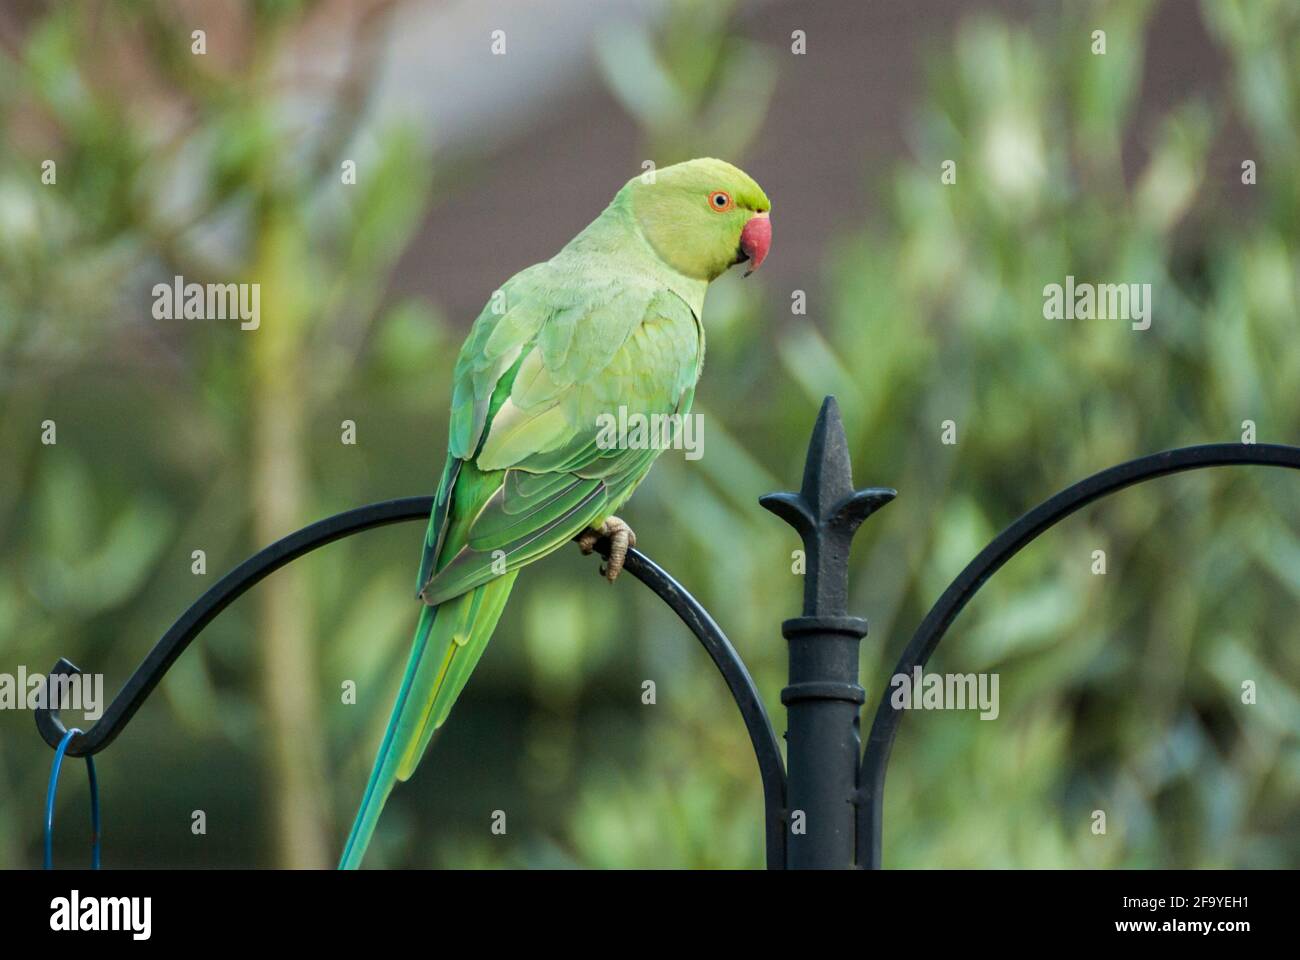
44 728 100 870
88 751 100 869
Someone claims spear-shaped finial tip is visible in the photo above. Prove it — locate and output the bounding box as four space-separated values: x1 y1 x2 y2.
799 395 854 517
760 395 896 541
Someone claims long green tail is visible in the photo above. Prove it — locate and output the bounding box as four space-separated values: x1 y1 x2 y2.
339 572 518 869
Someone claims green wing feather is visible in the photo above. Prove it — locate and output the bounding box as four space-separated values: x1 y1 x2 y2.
341 251 703 869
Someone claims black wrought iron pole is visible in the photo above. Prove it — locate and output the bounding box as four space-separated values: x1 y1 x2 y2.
761 396 894 868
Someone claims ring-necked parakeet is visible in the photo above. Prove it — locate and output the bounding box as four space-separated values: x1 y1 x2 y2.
340 158 771 868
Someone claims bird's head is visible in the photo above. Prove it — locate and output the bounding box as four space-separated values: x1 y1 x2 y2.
623 158 771 282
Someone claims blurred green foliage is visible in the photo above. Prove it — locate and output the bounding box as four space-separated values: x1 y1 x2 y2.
1 0 1297 868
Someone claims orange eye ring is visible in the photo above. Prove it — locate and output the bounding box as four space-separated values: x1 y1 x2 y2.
708 190 734 213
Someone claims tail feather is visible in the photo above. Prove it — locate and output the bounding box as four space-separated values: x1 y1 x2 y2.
397 573 517 778
339 572 518 870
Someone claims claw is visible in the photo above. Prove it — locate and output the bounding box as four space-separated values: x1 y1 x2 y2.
575 516 637 583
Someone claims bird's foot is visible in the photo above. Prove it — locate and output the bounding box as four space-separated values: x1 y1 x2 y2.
576 516 638 583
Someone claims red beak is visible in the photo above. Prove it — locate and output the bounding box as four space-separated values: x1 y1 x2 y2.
739 212 771 277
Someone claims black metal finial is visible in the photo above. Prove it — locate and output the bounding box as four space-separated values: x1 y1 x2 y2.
760 396 896 617
760 395 894 868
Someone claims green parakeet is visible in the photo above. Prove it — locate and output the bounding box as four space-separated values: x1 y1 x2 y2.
340 157 771 868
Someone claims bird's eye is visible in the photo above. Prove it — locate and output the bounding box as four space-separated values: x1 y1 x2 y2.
708 191 733 212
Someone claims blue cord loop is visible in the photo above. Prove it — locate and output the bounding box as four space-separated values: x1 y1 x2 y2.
44 728 101 869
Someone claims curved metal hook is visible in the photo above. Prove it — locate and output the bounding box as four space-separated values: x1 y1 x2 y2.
36 497 434 757
858 442 1300 867
604 546 787 869
34 496 785 866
